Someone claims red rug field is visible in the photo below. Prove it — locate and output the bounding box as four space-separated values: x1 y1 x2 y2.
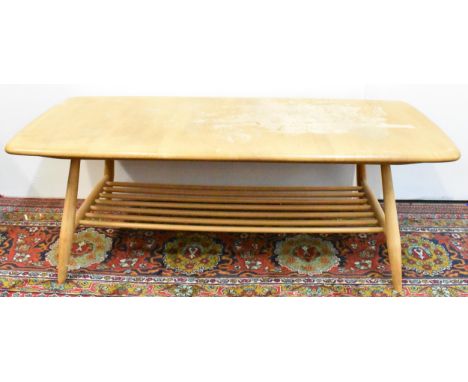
0 198 466 296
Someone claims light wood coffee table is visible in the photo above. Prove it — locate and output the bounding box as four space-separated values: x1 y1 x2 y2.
5 97 460 291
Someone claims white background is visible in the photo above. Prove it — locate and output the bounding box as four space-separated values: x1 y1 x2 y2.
1 84 467 200
1 1 467 382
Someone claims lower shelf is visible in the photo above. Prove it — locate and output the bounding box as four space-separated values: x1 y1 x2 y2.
78 181 384 233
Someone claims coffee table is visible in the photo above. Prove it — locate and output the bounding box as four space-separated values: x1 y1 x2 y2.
5 97 460 291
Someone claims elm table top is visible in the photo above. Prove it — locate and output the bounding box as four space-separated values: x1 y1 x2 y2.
5 97 460 163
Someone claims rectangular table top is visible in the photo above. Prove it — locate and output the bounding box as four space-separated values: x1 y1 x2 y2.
5 97 460 163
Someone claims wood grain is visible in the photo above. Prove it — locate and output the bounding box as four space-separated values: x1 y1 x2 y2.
90 204 375 219
57 159 80 284
5 97 460 163
381 165 403 292
94 198 373 211
78 182 384 234
79 219 385 234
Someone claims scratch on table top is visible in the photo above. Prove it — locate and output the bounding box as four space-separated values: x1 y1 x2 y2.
192 100 415 136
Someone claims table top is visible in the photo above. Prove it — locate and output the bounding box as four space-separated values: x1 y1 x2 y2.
5 97 460 163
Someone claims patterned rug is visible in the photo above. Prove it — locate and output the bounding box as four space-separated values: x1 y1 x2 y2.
0 197 467 296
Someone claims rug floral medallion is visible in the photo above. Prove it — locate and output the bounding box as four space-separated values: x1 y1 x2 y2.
0 198 467 297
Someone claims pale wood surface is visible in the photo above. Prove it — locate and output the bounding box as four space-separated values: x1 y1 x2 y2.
90 204 375 218
79 181 382 234
104 160 114 181
107 181 363 192
74 175 109 226
57 159 80 284
356 164 367 185
362 180 386 228
84 212 379 227
79 220 385 234
357 164 386 227
381 164 403 292
5 97 460 163
94 198 373 211
98 191 368 204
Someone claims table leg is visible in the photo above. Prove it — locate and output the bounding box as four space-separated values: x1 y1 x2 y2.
381 164 403 292
356 164 366 186
75 159 114 226
57 159 81 284
104 159 114 182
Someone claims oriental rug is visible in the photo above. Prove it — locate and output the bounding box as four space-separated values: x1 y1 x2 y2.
0 198 466 296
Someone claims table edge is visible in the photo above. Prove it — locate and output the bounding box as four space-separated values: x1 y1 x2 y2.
4 144 462 164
